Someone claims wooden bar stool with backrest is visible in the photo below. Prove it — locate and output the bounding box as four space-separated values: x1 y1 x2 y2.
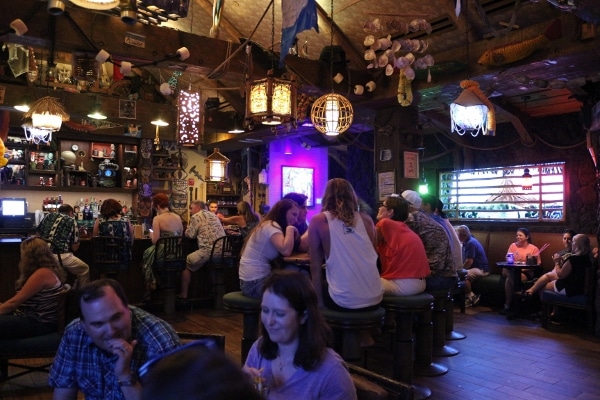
152 236 186 315
222 291 261 364
204 235 244 316
380 293 434 400
91 236 132 280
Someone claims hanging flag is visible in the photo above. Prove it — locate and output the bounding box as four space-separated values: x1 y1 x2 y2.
281 0 318 66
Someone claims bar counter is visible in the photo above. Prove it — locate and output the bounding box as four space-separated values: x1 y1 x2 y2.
0 237 146 304
0 237 238 306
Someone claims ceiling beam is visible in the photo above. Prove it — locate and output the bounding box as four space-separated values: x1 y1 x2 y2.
490 98 535 145
0 1 250 81
315 1 365 69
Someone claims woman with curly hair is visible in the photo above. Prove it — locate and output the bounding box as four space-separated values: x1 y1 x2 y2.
244 270 356 399
92 198 134 242
238 199 299 298
309 178 382 310
0 236 67 339
92 198 134 264
218 201 260 237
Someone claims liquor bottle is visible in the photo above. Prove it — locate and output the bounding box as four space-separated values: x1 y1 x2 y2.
83 199 90 220
91 197 99 220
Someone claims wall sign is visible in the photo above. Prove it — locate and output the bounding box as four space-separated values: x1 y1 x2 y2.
403 151 419 179
378 171 396 201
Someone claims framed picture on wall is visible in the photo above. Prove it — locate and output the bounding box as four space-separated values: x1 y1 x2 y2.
282 166 314 207
403 151 419 179
119 99 136 119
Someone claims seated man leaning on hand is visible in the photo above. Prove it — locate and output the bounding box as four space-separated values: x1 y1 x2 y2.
49 279 181 400
455 225 489 307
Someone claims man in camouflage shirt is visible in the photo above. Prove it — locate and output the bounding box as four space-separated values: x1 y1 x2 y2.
37 204 89 286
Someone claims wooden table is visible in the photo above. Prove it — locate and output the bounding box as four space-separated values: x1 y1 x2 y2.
282 253 311 274
283 252 310 265
496 261 541 320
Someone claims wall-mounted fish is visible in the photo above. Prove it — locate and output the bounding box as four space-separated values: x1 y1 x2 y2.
478 19 562 67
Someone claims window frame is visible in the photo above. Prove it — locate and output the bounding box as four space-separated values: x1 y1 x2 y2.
439 162 565 222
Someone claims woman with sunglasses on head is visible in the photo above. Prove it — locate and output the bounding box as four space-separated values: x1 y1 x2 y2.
0 236 67 339
218 201 261 238
554 229 577 266
243 270 356 399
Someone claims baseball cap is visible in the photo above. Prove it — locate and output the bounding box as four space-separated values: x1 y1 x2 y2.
401 190 422 209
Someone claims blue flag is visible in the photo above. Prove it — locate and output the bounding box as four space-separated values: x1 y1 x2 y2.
281 0 319 66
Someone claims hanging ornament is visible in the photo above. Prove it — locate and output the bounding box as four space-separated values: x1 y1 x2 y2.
168 71 183 91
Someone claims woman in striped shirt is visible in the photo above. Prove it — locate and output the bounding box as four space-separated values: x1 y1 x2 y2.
0 236 67 339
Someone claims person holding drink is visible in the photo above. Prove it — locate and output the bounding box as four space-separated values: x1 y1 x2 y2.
501 227 539 314
243 270 356 399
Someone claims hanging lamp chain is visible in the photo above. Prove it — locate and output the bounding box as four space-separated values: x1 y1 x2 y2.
329 0 334 92
466 0 470 80
271 2 275 71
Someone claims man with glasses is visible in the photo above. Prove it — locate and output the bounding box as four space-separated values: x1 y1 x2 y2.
49 279 180 400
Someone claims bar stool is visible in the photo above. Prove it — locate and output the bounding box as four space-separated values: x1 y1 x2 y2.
413 295 448 377
223 291 261 364
381 293 434 400
152 236 186 316
91 236 132 280
321 307 385 361
204 235 244 317
446 270 467 341
428 288 459 357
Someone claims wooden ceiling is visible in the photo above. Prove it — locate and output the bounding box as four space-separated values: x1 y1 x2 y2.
2 0 600 151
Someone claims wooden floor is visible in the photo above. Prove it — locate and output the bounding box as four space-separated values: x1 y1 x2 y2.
1 304 599 400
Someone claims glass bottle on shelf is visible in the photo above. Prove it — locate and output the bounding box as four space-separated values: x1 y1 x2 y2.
83 199 90 220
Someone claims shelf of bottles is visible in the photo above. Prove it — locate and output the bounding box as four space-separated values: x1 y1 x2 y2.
38 196 132 238
207 195 240 216
42 195 65 213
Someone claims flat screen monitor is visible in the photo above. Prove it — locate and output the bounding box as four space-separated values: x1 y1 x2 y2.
1 198 27 217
